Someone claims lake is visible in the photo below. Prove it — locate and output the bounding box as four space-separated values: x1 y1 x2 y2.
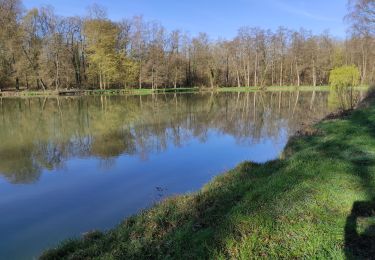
0 90 358 259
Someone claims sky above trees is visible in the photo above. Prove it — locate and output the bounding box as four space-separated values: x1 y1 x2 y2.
24 0 348 39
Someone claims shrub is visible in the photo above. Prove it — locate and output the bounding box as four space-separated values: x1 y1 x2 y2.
329 65 360 109
329 65 360 89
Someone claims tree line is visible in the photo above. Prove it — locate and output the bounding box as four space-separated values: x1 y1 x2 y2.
0 0 374 91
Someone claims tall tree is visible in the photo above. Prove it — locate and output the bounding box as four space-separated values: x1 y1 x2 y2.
0 0 22 90
347 0 375 35
83 18 120 89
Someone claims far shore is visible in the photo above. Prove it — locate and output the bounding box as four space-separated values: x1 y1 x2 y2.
0 85 369 98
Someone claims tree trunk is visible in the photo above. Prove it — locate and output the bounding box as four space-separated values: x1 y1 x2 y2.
246 63 250 87
174 69 177 89
290 63 293 86
361 43 367 85
279 60 283 86
16 77 19 91
139 61 143 89
254 52 258 86
55 53 60 90
312 59 317 87
236 68 241 87
40 79 47 91
99 72 103 90
271 60 274 86
295 60 300 87
26 75 29 90
209 68 214 88
226 55 229 87
151 66 155 90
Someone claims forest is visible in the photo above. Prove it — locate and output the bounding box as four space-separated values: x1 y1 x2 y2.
0 0 374 91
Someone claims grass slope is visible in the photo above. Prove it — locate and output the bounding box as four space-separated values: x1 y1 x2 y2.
41 95 375 259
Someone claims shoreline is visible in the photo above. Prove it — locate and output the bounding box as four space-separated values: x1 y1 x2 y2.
41 89 375 259
0 85 369 98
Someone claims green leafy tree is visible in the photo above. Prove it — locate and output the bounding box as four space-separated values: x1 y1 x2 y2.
329 65 360 109
83 19 120 89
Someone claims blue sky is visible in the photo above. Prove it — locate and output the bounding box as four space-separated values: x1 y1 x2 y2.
24 0 348 39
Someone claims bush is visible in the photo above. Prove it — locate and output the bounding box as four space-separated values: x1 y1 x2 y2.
329 65 360 89
329 65 361 109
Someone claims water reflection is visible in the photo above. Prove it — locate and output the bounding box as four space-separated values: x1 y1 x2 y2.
0 90 356 259
0 91 334 184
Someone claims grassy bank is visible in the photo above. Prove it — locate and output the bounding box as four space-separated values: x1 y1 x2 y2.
218 85 369 93
0 87 198 97
41 90 375 259
2 85 369 98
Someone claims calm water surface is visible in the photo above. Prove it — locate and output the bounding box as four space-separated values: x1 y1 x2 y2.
0 91 346 259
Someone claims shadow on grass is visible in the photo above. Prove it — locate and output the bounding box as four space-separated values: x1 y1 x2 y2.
343 109 375 259
285 103 375 258
314 107 375 259
345 199 375 259
343 130 375 259
344 151 375 259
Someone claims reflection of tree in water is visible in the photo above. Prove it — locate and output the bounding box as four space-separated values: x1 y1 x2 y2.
90 130 136 159
328 89 364 111
0 145 41 183
0 91 355 183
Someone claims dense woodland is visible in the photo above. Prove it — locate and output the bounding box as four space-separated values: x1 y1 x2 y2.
0 0 374 91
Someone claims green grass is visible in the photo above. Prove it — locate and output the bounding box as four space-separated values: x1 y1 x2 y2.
41 91 375 259
218 85 368 93
0 85 369 98
88 87 201 95
0 87 201 97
